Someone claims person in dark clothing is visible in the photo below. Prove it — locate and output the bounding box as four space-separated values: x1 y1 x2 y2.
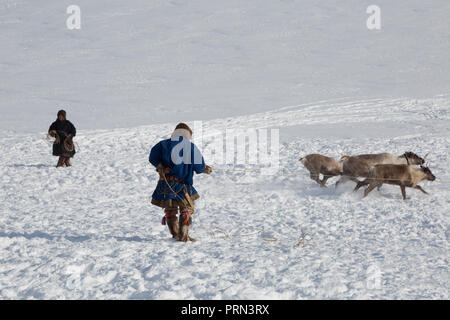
149 123 212 242
48 110 76 167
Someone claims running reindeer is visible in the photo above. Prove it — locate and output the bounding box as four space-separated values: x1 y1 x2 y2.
354 163 436 200
299 154 350 187
335 152 426 190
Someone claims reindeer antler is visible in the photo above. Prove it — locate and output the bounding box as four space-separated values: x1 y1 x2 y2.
421 161 430 169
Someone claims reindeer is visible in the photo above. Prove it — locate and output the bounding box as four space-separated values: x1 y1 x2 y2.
300 154 350 187
335 152 426 190
354 164 435 200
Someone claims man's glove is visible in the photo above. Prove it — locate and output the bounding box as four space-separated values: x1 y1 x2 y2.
156 163 171 175
203 165 212 174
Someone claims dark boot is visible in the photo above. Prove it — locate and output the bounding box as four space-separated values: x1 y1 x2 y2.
56 156 66 167
65 158 72 167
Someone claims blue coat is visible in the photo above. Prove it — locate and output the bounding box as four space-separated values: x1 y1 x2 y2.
149 136 206 203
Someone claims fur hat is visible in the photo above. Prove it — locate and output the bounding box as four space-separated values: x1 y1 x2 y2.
172 122 192 140
57 109 66 120
175 123 192 135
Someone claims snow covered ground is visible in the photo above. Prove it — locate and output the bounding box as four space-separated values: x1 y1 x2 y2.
0 1 449 299
0 96 449 299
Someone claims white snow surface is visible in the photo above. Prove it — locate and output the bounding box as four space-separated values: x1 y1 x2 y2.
0 1 449 299
1 96 449 299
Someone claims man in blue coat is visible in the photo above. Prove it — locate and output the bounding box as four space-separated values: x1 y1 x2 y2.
149 123 212 242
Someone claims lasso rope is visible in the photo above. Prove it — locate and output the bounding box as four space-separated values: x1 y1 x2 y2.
46 132 77 153
210 166 430 183
158 168 306 245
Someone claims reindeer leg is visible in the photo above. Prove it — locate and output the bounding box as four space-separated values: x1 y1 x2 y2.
335 178 342 188
320 176 329 187
310 172 322 186
354 179 369 192
364 182 381 198
335 176 348 188
400 184 407 200
414 185 429 195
